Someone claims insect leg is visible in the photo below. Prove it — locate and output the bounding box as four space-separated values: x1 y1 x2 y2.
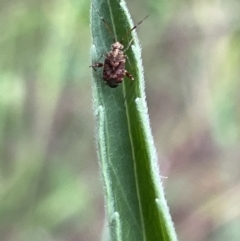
123 71 135 102
124 38 134 53
125 71 134 81
89 53 105 70
124 54 133 70
89 63 104 71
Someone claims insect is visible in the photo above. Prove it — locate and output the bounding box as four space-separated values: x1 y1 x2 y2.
90 5 148 88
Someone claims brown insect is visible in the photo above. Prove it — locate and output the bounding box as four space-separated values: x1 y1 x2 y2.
90 5 148 88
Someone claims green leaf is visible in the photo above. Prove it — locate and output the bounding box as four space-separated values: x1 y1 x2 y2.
90 0 178 240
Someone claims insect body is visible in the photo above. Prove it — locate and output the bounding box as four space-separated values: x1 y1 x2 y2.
90 5 148 88
90 42 133 88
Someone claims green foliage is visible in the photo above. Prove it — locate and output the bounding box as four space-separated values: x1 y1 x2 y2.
90 0 178 240
1 0 240 240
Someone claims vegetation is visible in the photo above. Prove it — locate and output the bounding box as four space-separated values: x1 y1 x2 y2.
0 0 240 240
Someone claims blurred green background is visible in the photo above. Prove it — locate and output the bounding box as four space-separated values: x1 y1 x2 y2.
1 0 240 240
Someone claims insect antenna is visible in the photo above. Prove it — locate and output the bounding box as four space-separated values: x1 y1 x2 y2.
91 4 116 41
122 15 149 42
129 15 149 33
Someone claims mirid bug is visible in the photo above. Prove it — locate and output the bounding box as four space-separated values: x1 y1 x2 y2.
90 5 148 88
